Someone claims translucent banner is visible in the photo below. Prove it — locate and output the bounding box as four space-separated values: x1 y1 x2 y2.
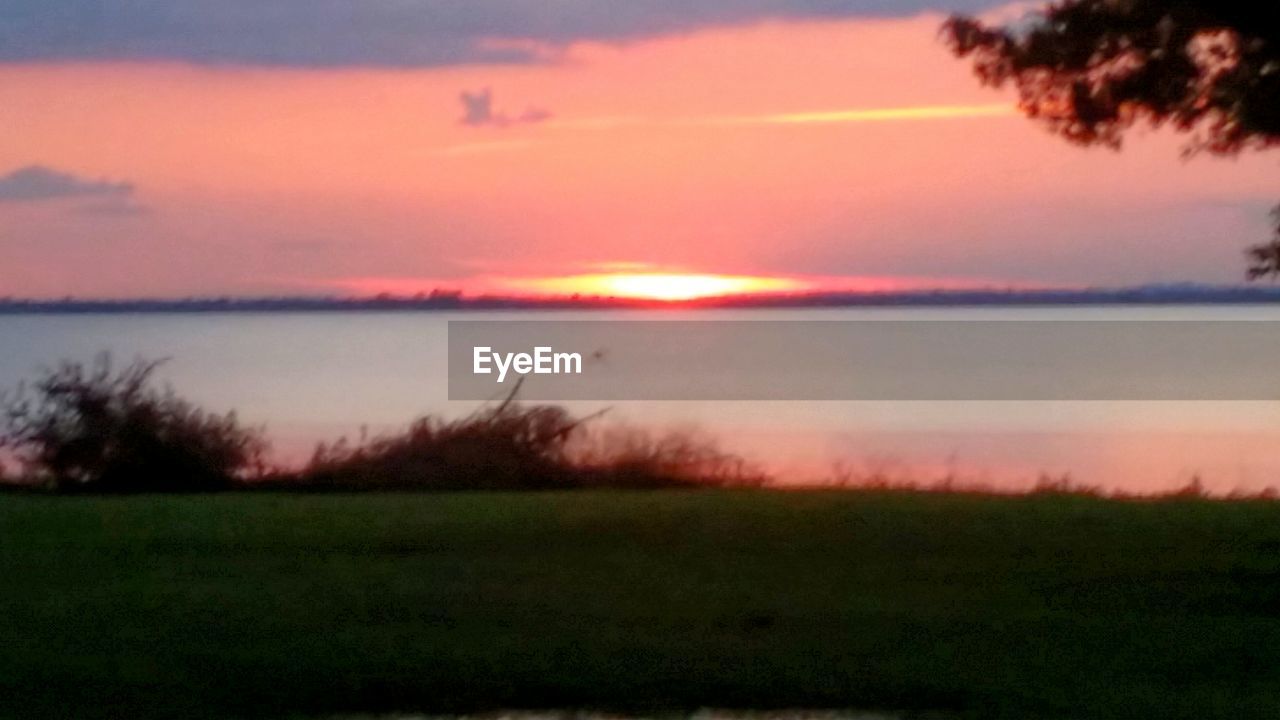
448 320 1280 401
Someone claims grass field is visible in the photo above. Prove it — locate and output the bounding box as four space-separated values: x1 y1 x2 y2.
4 490 1280 719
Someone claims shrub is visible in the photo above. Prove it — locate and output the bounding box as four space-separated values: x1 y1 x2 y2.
298 398 589 490
0 355 267 492
570 424 768 488
295 388 767 491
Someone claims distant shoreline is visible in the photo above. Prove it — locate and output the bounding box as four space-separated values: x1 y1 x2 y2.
5 284 1280 314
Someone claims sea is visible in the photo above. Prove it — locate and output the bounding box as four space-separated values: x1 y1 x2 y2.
4 304 1280 494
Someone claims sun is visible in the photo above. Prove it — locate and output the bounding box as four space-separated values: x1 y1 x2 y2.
508 272 807 301
577 273 801 301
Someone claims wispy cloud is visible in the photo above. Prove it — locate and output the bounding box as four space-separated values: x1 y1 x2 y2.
430 102 1014 156
0 165 133 202
708 103 1015 125
549 102 1014 130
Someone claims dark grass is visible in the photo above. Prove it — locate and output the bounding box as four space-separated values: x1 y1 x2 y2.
4 490 1280 719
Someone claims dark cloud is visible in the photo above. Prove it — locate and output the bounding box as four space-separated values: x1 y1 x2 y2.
461 89 499 126
0 165 133 202
460 88 552 128
0 0 996 68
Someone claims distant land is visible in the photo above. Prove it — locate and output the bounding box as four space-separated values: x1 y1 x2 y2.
5 284 1280 314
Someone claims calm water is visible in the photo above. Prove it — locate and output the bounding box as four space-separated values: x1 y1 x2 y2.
4 305 1280 494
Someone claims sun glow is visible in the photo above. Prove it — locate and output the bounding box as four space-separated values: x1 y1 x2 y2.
508 273 808 301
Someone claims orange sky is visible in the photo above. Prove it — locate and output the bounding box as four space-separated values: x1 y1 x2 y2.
0 10 1276 298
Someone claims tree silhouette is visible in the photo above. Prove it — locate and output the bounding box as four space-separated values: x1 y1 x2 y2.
942 2 1280 276
0 355 266 491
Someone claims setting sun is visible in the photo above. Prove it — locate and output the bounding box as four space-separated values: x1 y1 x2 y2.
505 272 809 301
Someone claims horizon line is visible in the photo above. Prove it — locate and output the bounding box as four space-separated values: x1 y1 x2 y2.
2 283 1278 308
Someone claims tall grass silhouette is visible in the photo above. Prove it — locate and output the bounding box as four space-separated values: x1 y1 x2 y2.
1 358 764 492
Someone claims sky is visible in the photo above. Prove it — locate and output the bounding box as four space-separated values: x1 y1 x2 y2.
0 0 1277 299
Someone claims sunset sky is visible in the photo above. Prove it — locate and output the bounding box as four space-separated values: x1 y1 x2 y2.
0 0 1277 299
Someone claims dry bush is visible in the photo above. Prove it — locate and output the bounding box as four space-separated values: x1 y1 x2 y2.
294 390 767 491
569 423 769 488
297 398 590 490
0 355 267 492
